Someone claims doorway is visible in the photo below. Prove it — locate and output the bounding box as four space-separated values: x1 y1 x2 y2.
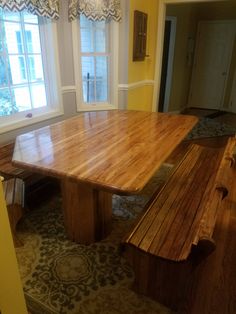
230 69 236 113
152 0 236 113
158 16 176 112
188 20 236 110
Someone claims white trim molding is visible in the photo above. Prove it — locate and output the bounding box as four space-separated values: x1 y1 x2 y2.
61 85 76 94
118 80 155 91
152 0 228 113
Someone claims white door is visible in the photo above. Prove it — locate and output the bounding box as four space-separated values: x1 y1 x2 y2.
188 21 236 110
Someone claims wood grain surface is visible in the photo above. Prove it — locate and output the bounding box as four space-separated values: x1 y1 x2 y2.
12 110 197 243
125 144 225 262
123 137 236 312
12 110 198 194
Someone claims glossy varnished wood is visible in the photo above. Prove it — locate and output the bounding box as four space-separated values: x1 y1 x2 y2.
125 144 225 261
0 142 26 178
61 179 112 243
3 178 24 247
12 110 197 244
123 137 236 311
12 110 198 194
186 147 236 314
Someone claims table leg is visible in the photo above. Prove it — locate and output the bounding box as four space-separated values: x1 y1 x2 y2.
61 179 112 244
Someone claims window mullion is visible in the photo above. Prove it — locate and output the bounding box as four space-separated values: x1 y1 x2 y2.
91 23 96 103
1 19 15 114
94 56 97 102
20 12 33 110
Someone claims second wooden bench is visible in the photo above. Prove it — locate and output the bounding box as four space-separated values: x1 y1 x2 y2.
123 137 236 312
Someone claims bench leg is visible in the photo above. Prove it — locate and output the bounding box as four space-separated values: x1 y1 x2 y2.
7 204 24 248
124 246 200 312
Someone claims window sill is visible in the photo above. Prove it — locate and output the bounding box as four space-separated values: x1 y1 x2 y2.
77 103 117 112
0 108 64 135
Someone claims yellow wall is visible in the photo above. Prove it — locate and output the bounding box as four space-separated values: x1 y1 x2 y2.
127 0 158 111
128 85 154 111
0 179 27 314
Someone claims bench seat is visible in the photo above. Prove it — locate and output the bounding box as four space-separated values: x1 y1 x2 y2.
123 137 236 311
3 177 24 247
0 142 48 207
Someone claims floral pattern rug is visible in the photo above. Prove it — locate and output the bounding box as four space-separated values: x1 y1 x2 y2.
16 165 173 314
186 117 236 139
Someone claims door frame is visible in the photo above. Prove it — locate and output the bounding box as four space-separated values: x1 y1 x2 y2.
160 16 177 112
230 67 236 113
152 0 227 112
188 20 236 110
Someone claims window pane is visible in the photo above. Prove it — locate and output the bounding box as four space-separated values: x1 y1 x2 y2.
24 24 41 53
5 22 24 54
31 84 47 108
80 15 92 28
96 80 108 102
83 80 95 103
18 56 27 80
96 56 108 79
23 12 38 24
0 56 7 86
2 12 20 22
81 56 94 80
9 55 28 84
12 86 31 112
94 29 106 52
29 55 44 82
80 28 93 53
0 19 7 53
0 88 16 116
0 22 3 52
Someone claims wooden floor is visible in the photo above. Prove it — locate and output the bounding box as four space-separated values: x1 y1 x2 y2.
166 135 236 314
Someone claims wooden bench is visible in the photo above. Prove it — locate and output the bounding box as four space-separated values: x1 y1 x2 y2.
2 177 24 247
123 137 236 312
0 142 53 207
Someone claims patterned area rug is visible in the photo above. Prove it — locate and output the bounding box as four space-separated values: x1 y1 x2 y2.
16 165 173 314
186 117 236 139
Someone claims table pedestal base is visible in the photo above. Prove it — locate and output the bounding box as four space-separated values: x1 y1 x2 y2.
61 179 112 244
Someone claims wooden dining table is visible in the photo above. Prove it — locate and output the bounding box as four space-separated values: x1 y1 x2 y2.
12 110 198 244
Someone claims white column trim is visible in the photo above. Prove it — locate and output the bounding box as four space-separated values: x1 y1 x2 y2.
61 86 76 94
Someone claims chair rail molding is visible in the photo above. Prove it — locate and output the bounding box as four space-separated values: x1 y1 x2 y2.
118 80 155 91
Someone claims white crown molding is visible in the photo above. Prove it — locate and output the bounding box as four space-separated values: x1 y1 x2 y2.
118 80 155 91
61 86 76 94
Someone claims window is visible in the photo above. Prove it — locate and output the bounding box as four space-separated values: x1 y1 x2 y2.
0 9 62 132
18 56 26 80
72 15 118 111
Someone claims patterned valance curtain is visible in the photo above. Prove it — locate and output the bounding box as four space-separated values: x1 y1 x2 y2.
68 0 121 22
0 0 59 20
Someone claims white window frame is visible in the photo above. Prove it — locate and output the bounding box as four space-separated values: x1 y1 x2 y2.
72 17 119 112
0 13 63 134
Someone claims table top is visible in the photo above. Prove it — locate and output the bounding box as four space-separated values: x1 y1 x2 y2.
12 110 198 194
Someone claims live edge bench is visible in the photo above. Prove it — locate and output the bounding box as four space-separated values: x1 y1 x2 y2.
123 137 236 312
